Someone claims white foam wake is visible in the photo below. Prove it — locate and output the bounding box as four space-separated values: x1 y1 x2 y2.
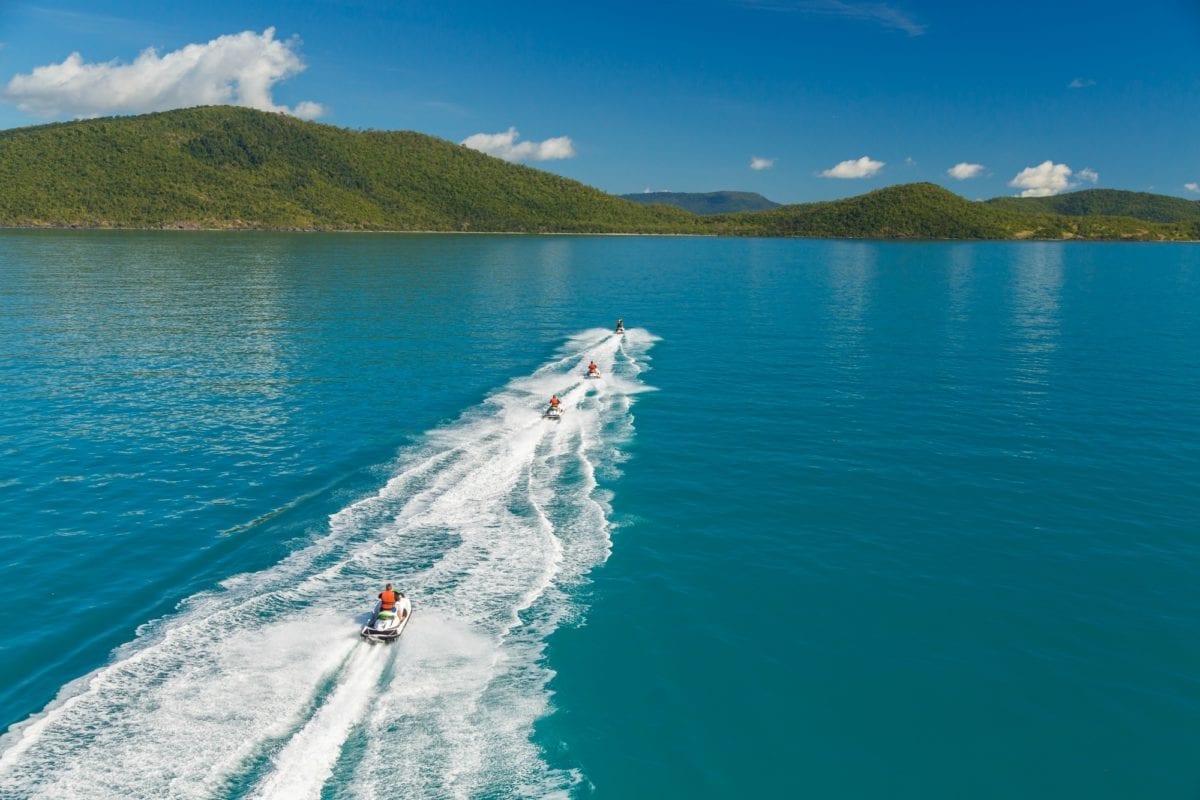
0 329 655 800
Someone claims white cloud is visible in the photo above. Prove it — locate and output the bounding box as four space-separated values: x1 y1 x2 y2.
460 127 575 162
1009 161 1078 197
1186 182 1200 193
750 156 775 170
1068 78 1096 89
3 28 324 120
820 155 884 179
1078 167 1099 184
948 162 985 180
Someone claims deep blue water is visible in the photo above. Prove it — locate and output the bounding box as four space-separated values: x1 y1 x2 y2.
1 232 1198 798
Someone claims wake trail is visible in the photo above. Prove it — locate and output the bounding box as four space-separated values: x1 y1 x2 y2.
251 645 388 800
0 329 654 800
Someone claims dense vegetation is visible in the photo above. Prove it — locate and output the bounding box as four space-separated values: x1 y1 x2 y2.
717 183 1014 238
0 106 699 233
719 184 1200 241
619 191 780 214
987 189 1200 223
1 107 1196 241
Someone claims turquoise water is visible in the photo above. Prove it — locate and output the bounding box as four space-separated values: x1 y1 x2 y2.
1 232 1198 798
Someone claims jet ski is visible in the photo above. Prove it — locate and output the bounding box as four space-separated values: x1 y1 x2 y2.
361 595 412 643
585 369 601 379
543 405 564 421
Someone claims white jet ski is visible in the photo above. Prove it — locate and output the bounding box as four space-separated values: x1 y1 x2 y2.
361 595 412 643
585 369 601 379
543 404 564 421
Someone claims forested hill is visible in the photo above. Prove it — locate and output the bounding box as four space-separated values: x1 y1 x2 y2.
719 183 1012 238
985 189 1200 224
0 107 1196 240
0 106 698 233
619 191 780 214
715 183 1200 241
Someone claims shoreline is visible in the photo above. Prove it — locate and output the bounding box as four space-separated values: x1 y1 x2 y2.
1 223 1195 243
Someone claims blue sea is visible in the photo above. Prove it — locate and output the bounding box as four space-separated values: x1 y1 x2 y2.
1 231 1198 799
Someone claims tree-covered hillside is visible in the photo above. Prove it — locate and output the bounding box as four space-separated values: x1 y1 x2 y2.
719 183 1014 238
717 183 1200 241
986 189 1200 224
0 106 699 233
0 107 1196 241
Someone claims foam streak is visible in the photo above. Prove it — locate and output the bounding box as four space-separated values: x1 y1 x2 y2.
0 330 654 799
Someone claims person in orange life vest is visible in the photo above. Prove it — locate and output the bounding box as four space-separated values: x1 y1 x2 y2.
378 583 408 621
549 394 561 408
588 361 599 375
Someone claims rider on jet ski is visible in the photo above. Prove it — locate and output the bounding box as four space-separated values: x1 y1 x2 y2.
587 361 599 376
378 583 408 622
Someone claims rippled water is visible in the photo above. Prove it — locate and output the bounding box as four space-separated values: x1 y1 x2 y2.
1 232 1198 798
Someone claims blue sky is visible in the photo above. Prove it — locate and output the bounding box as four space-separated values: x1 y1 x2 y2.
1 0 1197 203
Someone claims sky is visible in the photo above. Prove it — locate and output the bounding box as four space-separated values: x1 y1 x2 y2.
0 0 1197 203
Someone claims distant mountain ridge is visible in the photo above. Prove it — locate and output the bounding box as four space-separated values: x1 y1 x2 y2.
619 191 780 215
0 107 1196 240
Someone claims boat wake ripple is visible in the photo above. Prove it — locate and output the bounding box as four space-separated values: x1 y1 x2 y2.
0 328 655 800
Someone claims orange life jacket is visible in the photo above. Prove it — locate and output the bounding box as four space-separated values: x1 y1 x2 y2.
379 589 397 610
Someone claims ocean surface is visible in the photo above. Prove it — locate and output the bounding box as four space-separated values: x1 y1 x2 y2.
1 231 1197 799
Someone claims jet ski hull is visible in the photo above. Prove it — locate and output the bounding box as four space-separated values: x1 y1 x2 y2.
361 599 412 643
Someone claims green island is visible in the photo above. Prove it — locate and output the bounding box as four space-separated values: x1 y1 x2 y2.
2 105 1198 240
